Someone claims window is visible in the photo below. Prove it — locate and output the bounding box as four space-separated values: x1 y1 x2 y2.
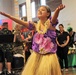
41 0 46 5
21 5 26 17
31 0 41 21
19 3 27 18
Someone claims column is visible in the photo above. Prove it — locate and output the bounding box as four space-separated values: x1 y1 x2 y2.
26 0 32 21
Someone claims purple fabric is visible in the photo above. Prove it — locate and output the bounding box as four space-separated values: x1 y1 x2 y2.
28 21 34 30
32 30 57 54
28 17 58 54
49 16 58 27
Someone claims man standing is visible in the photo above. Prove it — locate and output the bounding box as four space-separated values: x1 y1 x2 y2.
0 22 13 75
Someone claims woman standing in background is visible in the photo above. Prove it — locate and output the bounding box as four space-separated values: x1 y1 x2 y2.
56 24 70 71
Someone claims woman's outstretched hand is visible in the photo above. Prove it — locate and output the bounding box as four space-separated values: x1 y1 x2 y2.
0 11 4 15
57 4 65 11
0 11 10 17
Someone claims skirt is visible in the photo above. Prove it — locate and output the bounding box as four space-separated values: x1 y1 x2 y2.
21 51 61 75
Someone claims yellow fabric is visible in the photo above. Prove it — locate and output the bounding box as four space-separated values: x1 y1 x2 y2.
21 51 61 75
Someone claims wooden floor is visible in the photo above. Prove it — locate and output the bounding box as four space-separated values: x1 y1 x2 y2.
12 68 76 75
62 68 76 75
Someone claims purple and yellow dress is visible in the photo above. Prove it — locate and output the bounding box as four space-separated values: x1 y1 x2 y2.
21 17 61 75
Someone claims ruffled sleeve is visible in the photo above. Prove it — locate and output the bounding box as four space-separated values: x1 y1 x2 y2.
28 21 35 30
49 16 58 27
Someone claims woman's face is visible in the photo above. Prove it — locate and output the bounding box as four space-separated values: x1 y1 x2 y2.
59 25 64 32
37 6 49 19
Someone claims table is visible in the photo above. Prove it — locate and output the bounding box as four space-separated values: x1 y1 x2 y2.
68 50 76 67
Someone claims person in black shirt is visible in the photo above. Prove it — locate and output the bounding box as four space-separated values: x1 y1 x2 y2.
0 22 13 75
56 24 70 71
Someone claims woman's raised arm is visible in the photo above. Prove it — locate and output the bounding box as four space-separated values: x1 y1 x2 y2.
0 12 30 28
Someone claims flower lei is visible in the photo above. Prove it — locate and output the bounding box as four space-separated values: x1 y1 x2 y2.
36 19 50 34
34 33 54 54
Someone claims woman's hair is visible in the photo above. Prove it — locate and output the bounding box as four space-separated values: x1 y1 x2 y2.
2 22 8 26
40 5 51 18
59 24 64 27
14 24 21 31
2 22 8 28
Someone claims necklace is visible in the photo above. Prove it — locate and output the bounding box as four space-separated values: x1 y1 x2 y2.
36 19 50 34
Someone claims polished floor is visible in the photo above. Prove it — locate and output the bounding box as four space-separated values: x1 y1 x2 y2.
12 68 76 75
2 68 76 75
62 68 76 75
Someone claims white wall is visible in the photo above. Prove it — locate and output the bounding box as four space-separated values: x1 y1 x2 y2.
0 0 14 20
57 0 76 31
